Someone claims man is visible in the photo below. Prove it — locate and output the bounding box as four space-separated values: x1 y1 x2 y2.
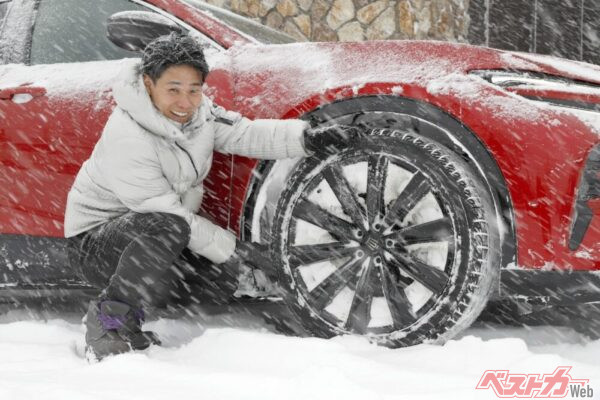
64 32 354 361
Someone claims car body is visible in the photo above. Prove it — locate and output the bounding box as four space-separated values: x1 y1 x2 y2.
1 0 599 346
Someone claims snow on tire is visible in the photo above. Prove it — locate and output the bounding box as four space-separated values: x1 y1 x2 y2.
271 129 500 347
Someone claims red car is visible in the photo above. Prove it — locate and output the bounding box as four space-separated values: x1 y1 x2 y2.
1 0 599 347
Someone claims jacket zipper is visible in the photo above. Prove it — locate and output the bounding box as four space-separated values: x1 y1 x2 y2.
175 142 199 180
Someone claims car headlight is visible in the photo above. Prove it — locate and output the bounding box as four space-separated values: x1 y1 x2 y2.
569 144 600 250
470 70 600 113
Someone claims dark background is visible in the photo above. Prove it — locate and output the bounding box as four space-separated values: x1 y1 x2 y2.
468 0 600 65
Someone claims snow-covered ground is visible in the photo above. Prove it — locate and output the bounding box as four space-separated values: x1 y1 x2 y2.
0 304 598 400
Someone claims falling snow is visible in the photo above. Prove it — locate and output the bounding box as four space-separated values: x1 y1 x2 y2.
1 0 600 398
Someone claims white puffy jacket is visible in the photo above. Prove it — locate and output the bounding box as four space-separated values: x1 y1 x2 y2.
64 59 308 263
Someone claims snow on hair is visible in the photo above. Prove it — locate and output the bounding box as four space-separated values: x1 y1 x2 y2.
139 32 209 82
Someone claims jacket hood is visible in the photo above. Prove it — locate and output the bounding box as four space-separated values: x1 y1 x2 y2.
111 59 210 142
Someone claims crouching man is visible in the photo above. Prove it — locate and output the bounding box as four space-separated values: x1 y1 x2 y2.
64 32 353 361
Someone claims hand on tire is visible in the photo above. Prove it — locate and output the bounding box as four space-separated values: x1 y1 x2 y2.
303 125 361 155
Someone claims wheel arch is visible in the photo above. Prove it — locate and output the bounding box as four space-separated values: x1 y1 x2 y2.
240 94 517 276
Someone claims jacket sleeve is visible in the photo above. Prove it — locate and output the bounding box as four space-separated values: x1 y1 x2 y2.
103 136 236 263
210 102 310 159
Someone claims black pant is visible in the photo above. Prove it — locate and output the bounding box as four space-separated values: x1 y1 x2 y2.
67 212 238 310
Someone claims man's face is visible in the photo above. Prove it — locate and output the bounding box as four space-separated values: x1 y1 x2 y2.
143 64 203 124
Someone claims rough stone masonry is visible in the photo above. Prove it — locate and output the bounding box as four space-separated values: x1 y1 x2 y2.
203 0 471 42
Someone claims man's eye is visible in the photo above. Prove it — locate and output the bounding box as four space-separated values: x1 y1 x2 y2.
169 88 178 93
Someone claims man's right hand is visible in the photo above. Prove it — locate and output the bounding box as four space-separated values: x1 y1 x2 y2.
303 125 362 155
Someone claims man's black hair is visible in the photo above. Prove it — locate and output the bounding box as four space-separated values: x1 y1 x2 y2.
139 32 209 83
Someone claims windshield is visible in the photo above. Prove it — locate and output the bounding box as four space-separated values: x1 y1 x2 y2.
182 0 297 44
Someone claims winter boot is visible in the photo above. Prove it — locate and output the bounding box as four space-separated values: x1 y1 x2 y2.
85 300 161 361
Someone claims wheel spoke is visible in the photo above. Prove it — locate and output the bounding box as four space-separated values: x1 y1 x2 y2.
366 154 389 226
345 257 378 333
383 172 431 228
379 264 417 329
307 254 365 311
323 164 367 230
288 242 358 266
386 248 449 294
385 217 453 245
292 199 357 242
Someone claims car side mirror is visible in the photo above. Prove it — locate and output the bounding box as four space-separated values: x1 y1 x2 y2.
107 11 185 52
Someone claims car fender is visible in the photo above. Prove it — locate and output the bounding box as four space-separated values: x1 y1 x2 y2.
238 94 516 282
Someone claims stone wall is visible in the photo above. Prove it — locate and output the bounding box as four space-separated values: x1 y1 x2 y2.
204 0 471 42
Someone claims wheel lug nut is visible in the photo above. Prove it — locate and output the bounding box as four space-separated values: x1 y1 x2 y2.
374 256 382 265
385 239 394 248
355 230 364 238
355 250 365 258
373 223 381 231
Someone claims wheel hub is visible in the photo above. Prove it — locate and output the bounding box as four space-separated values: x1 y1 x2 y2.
359 228 401 256
363 236 379 252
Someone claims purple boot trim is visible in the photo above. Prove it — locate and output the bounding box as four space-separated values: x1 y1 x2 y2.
97 313 126 330
97 300 144 330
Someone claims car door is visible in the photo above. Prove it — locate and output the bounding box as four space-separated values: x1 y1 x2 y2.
0 0 236 287
0 0 234 239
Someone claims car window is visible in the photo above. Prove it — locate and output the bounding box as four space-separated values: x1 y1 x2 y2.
30 0 151 64
0 0 11 32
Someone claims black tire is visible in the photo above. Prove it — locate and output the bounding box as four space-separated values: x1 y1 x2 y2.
271 129 500 347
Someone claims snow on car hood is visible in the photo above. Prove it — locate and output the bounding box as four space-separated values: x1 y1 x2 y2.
231 41 469 103
229 41 476 120
230 41 600 134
